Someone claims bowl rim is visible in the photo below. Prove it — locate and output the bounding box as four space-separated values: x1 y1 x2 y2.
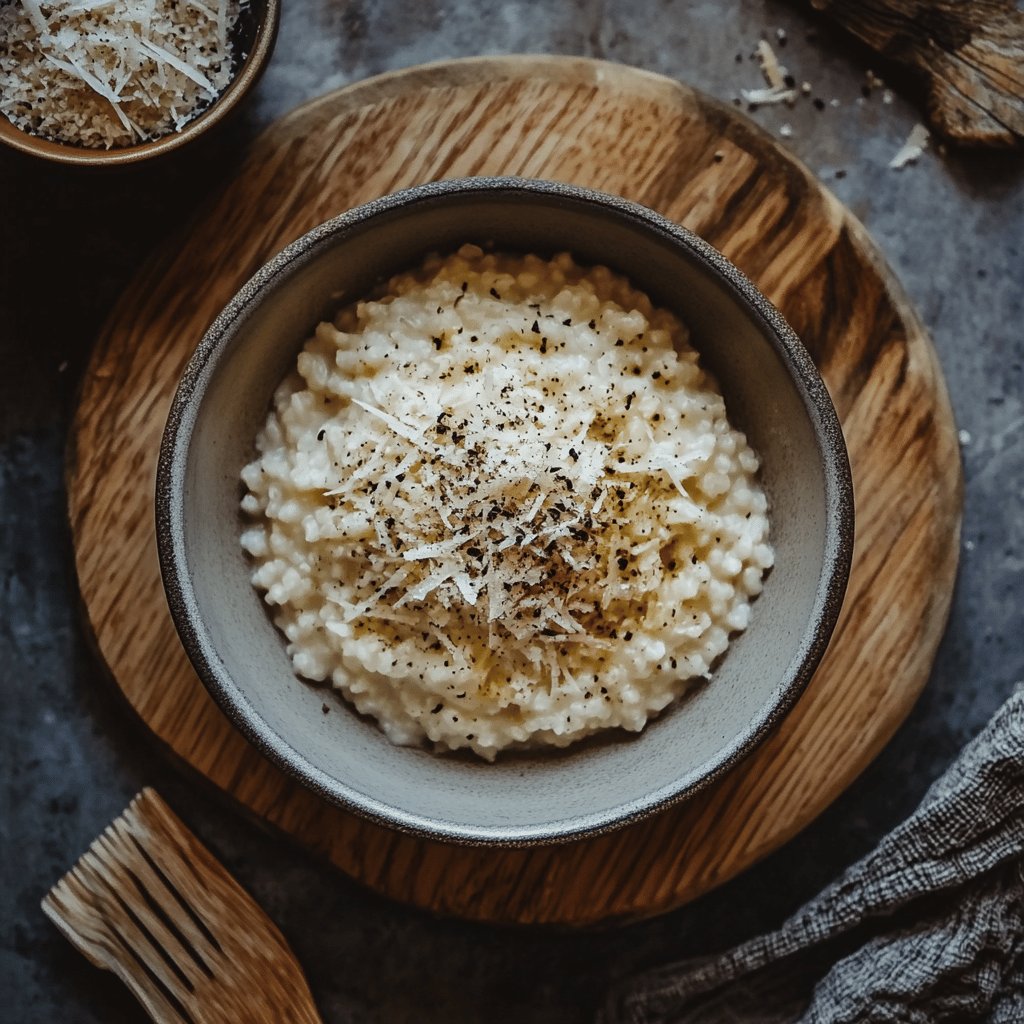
0 0 280 166
156 176 855 846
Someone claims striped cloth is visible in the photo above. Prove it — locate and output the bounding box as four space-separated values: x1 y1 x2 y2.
602 686 1024 1024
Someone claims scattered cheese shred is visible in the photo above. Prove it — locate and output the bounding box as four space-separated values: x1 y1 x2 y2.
756 39 787 90
0 0 242 149
741 40 797 106
889 123 930 169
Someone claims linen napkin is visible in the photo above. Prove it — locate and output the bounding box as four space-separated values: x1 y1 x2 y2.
601 686 1024 1023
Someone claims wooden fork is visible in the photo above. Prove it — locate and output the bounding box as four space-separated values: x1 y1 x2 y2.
42 788 322 1024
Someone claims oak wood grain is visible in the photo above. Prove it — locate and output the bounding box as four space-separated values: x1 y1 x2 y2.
67 56 962 926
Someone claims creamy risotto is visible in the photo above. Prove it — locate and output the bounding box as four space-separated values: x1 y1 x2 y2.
241 246 773 760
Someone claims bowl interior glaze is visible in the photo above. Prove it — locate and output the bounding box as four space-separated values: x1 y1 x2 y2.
158 178 852 845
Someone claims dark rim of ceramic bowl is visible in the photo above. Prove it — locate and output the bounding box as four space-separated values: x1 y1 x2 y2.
156 177 855 846
0 0 279 166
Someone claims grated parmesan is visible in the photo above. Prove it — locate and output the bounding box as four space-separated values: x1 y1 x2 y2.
241 247 773 760
741 39 797 107
889 123 930 169
0 0 242 149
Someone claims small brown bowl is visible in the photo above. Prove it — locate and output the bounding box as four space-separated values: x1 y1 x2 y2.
0 0 279 166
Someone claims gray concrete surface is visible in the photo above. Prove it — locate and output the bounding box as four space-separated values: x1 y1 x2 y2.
2 2 1022 1021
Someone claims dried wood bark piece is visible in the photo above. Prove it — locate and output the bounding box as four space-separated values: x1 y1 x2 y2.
810 0 1024 147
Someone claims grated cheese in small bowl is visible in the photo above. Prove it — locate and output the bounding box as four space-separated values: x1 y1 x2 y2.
0 0 244 149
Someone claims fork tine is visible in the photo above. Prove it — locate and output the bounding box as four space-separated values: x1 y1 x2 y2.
43 881 193 1024
118 828 220 958
89 823 218 983
126 791 300 966
84 833 215 991
122 796 236 953
54 853 198 1001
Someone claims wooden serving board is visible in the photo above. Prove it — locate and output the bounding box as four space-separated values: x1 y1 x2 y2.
69 56 962 926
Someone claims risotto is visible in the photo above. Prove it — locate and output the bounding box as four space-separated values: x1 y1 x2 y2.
240 245 773 760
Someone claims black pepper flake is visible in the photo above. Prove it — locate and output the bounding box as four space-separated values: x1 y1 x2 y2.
562 318 572 326
321 703 330 714
432 336 442 350
784 74 796 88
625 393 634 411
617 556 628 571
835 169 847 179
541 627 558 637
531 320 540 334
652 371 661 379
623 631 633 641
489 287 501 299
813 97 825 111
588 319 596 329
464 363 476 374
395 473 405 482
569 447 579 462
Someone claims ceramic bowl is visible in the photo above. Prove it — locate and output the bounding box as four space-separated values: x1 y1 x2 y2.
157 177 854 845
0 0 279 166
